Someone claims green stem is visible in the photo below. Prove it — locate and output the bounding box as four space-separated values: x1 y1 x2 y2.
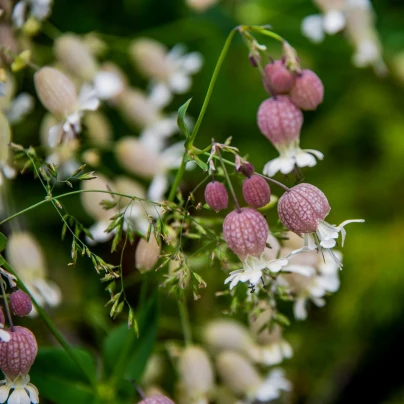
1 259 98 390
0 278 13 330
0 189 164 227
168 156 187 203
178 295 192 346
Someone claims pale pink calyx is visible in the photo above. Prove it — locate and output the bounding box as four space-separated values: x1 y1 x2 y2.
204 181 228 212
10 290 33 317
242 175 271 208
0 326 38 379
257 96 303 146
264 60 296 94
223 208 269 261
290 69 324 111
278 183 330 233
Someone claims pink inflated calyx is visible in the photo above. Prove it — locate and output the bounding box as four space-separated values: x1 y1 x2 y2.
290 69 324 111
0 326 38 379
257 96 303 146
205 181 228 212
10 290 33 317
242 175 271 208
277 183 330 233
264 60 296 95
223 208 269 261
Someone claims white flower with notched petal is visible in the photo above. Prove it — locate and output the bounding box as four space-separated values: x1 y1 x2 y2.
255 368 292 402
0 374 39 404
12 0 52 28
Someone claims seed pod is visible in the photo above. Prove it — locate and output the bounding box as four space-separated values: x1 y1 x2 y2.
257 96 303 145
204 181 228 212
0 307 4 326
178 345 214 399
242 175 271 208
10 290 33 317
0 326 38 379
264 60 296 94
137 396 174 404
277 183 330 233
223 208 269 261
34 66 78 118
136 236 161 273
54 34 98 81
290 69 324 110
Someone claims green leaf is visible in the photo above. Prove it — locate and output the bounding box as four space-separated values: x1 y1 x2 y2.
103 291 159 385
30 348 97 404
0 232 7 252
177 98 192 138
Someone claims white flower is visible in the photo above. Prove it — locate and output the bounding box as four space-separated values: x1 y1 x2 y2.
93 71 124 101
0 374 39 404
249 339 293 366
12 0 52 28
0 329 10 343
263 141 324 177
48 84 99 147
5 93 34 125
255 368 292 402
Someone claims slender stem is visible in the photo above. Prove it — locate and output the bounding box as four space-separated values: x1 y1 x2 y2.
168 156 187 203
0 279 13 330
178 295 192 346
1 259 98 390
216 148 241 211
0 189 164 227
243 25 285 43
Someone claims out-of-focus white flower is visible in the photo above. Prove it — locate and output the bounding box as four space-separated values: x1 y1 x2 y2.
5 93 34 124
130 38 203 108
0 374 39 404
12 0 52 28
0 111 16 185
186 0 219 12
6 231 62 315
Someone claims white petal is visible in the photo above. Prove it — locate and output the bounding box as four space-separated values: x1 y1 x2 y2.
0 330 10 342
87 220 114 244
301 14 325 43
0 385 10 403
263 157 293 177
311 296 325 308
3 164 16 179
262 344 283 365
283 264 316 277
93 71 124 100
181 52 203 73
48 123 63 147
25 383 39 403
147 174 168 202
267 258 289 273
31 0 52 20
168 72 191 93
304 148 324 159
9 388 31 404
336 219 365 246
280 341 293 359
78 84 100 111
12 1 26 28
6 93 35 124
294 151 317 168
148 82 172 109
318 274 340 293
161 142 185 169
323 10 346 34
33 278 62 307
294 298 307 320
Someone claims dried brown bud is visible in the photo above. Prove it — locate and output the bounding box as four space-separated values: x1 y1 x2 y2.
34 66 78 118
242 175 271 208
264 60 296 94
223 208 269 261
0 326 38 379
136 236 161 273
278 183 330 233
10 290 32 317
257 96 303 146
204 181 228 212
290 69 324 110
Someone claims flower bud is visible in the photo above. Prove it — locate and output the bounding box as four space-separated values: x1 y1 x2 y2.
84 111 113 148
0 326 37 379
242 175 271 208
223 208 269 261
264 60 296 94
136 236 161 273
216 351 261 397
34 67 78 118
54 34 98 81
178 345 214 400
257 96 303 145
137 396 174 404
204 181 228 212
235 156 254 177
10 290 32 317
278 183 330 233
290 69 324 110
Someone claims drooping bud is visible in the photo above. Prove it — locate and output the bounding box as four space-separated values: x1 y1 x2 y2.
0 326 38 379
290 69 324 110
242 175 271 208
178 345 214 402
257 96 303 145
10 290 33 317
54 34 98 81
277 183 330 233
137 396 174 404
223 208 269 261
204 181 228 212
264 60 296 94
136 236 161 273
34 67 78 118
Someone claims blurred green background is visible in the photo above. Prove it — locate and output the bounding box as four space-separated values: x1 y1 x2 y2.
5 0 404 403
